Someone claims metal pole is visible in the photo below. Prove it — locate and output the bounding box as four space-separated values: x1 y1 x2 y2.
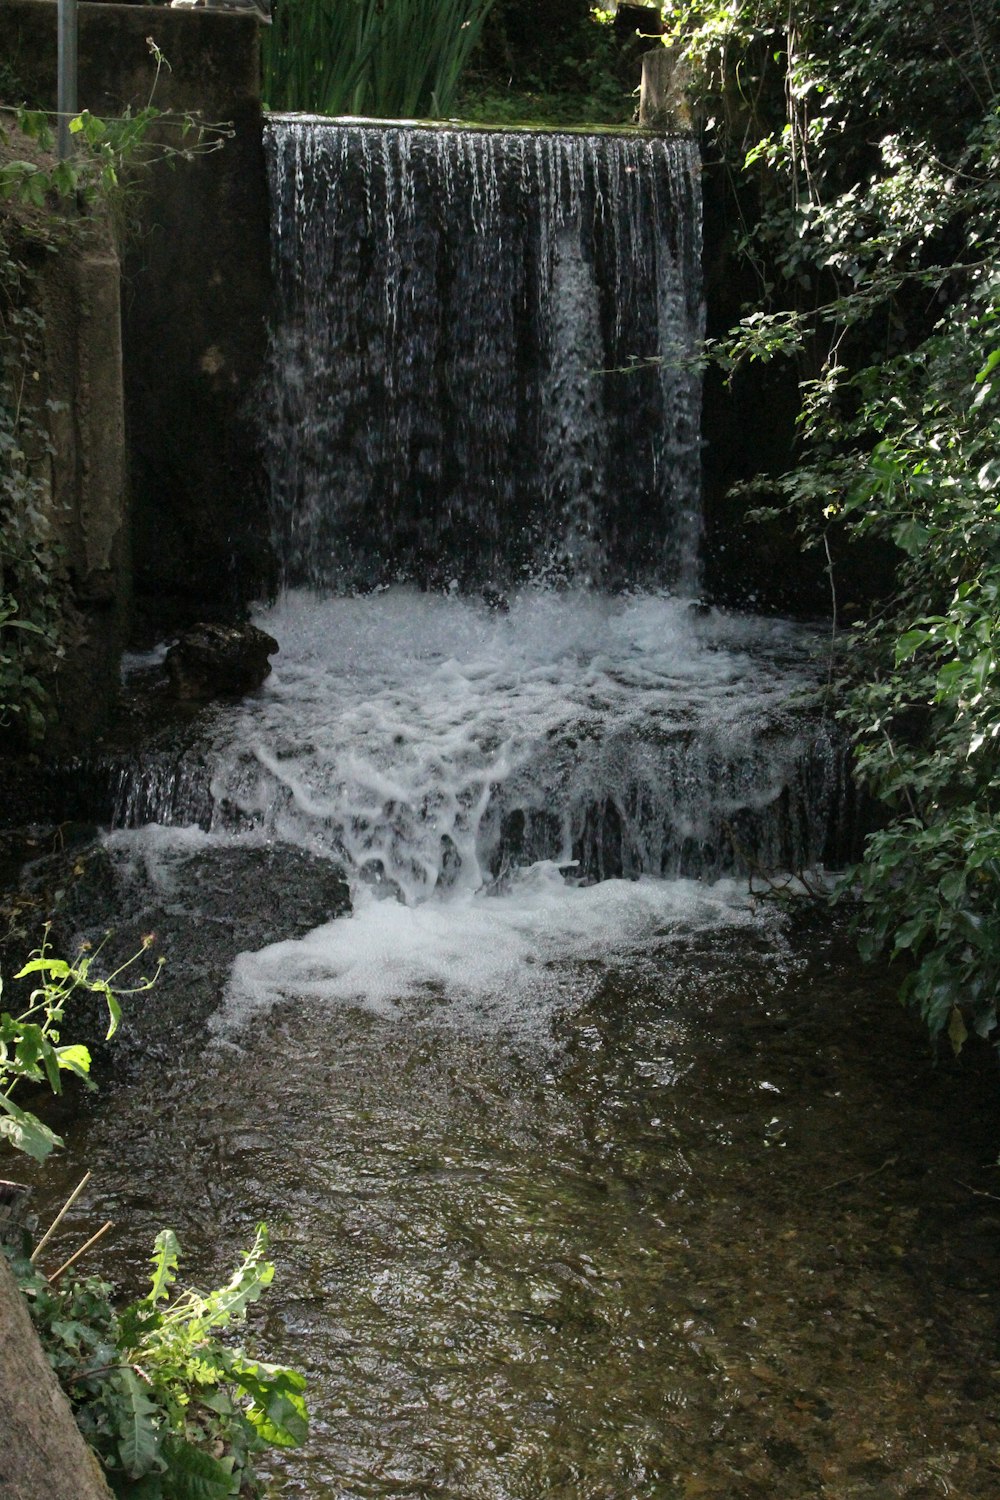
57 0 78 161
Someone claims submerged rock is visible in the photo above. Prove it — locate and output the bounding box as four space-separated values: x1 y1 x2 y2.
165 623 279 702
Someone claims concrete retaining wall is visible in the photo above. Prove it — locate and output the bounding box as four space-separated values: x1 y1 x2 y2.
34 222 131 738
0 1 275 650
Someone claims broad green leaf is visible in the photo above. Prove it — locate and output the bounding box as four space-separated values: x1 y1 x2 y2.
973 1006 997 1039
56 1043 93 1082
225 1355 308 1446
938 870 966 903
14 957 72 980
40 1040 62 1095
892 519 931 555
892 915 928 952
955 908 987 941
157 1436 238 1500
244 1386 309 1448
112 1367 163 1479
974 348 1000 384
0 1095 63 1160
0 617 45 635
894 628 930 663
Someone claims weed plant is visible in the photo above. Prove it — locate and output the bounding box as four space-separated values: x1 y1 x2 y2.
1 934 307 1496
264 0 497 119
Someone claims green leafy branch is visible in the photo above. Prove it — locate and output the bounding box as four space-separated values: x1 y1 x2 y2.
0 926 308 1494
661 0 1000 1044
0 929 163 1160
14 1227 307 1497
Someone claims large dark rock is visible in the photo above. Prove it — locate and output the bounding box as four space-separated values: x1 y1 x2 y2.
4 836 352 1070
165 622 278 700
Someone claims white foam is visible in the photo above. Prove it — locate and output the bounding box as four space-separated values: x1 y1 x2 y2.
181 587 823 901
213 863 778 1039
110 589 820 1038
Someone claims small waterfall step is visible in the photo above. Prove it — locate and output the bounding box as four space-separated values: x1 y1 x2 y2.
90 591 853 894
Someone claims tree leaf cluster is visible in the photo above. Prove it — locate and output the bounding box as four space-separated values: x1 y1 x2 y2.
666 0 1000 1042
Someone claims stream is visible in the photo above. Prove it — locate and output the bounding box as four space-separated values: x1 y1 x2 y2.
20 589 1000 1499
12 110 1000 1500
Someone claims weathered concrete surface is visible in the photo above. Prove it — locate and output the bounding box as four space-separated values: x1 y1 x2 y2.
0 97 128 742
119 9 277 637
639 45 694 131
33 228 130 739
0 2 276 639
0 1251 114 1500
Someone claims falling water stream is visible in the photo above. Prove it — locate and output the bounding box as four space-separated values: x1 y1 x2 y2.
22 120 1000 1498
265 120 703 592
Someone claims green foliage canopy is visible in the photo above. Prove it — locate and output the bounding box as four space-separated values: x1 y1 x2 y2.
665 0 1000 1041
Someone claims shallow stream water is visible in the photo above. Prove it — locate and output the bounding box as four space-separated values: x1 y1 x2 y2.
20 590 1000 1499
28 907 1000 1499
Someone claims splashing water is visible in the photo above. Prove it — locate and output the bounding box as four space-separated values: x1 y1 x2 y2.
107 588 843 1032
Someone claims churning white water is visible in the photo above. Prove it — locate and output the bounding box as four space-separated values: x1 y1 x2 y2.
110 587 835 1034
216 867 780 1036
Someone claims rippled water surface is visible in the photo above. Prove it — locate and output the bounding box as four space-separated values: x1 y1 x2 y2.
27 910 1000 1500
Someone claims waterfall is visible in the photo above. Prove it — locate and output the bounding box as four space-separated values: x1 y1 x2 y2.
264 118 704 592
38 115 901 1500
96 119 849 910
103 591 852 898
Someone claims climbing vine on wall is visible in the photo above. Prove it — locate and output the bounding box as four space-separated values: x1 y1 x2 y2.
0 124 65 743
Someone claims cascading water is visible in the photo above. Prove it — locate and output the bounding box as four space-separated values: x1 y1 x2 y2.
112 591 846 898
264 120 704 592
108 118 848 922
